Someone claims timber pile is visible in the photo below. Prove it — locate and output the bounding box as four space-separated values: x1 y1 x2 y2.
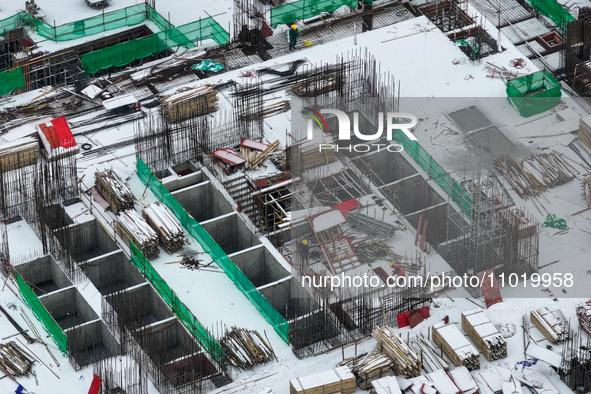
0 137 39 172
289 366 356 394
372 326 422 378
338 351 393 389
287 136 336 170
584 176 591 208
246 140 280 169
580 115 591 149
142 202 184 253
461 308 507 361
408 333 450 372
431 321 480 370
94 169 135 214
116 209 160 257
160 84 218 122
576 301 591 336
220 327 276 369
531 307 570 343
0 341 35 377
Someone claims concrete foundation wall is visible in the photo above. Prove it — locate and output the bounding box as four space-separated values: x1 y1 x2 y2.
56 220 118 262
163 163 205 192
259 278 318 320
201 213 261 255
67 320 120 367
81 251 144 295
39 287 98 330
106 283 173 327
386 176 445 214
14 255 72 296
353 150 417 185
230 246 290 287
172 181 234 222
140 319 202 364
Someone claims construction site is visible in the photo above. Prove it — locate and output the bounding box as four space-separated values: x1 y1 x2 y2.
0 0 591 393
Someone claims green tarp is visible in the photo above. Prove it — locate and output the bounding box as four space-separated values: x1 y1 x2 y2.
507 70 561 117
527 0 574 32
0 67 25 96
270 0 358 28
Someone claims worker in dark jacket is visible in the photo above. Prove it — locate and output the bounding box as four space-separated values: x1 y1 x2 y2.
288 24 298 51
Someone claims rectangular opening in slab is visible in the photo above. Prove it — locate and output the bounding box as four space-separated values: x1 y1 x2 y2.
163 163 205 192
230 246 290 287
39 287 99 330
171 181 233 222
171 161 200 177
385 175 445 214
55 220 118 262
352 150 418 185
164 352 219 388
81 251 144 295
67 320 120 368
39 204 73 229
289 310 341 351
154 168 173 180
201 213 261 255
259 278 318 320
14 255 73 296
106 284 173 329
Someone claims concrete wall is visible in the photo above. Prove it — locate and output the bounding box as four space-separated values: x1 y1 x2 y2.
163 163 205 192
140 319 202 364
14 255 72 296
229 246 290 287
81 251 144 295
258 278 318 320
66 320 120 367
172 181 234 222
353 150 417 185
39 287 98 330
201 213 261 255
56 220 118 262
106 283 173 327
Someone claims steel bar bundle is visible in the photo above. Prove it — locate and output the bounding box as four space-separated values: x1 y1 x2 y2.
0 341 35 377
431 321 480 370
520 152 577 189
408 333 450 373
372 326 422 378
142 202 184 253
0 137 39 172
95 168 136 214
461 308 507 361
219 326 276 369
338 351 393 389
116 209 160 257
346 211 396 238
576 301 591 336
530 307 571 343
160 84 219 122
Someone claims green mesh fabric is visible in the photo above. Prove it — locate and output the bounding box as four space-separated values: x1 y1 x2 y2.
129 241 227 367
16 273 68 354
0 67 25 96
527 0 574 32
0 13 30 37
136 157 290 343
81 35 160 74
506 71 561 117
270 0 358 28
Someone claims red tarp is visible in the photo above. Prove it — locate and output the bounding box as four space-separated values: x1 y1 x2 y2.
38 116 76 149
397 311 411 328
88 374 102 394
478 270 503 308
415 306 430 319
212 149 247 165
332 199 361 218
408 311 425 328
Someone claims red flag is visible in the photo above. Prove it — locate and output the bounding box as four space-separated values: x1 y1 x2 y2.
88 374 102 394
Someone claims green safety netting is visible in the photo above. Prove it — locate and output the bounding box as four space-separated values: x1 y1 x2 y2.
136 157 290 343
0 13 30 37
542 213 567 229
128 241 227 367
527 0 574 32
390 129 473 216
191 60 225 72
270 0 357 28
0 67 25 96
16 273 68 354
81 17 229 74
506 71 561 117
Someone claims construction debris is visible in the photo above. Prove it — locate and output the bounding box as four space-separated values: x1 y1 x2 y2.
289 366 356 394
142 202 184 253
461 308 507 361
220 327 276 369
337 351 393 389
584 176 591 208
370 375 402 394
160 84 219 122
431 321 480 370
408 333 450 373
372 326 422 378
579 114 591 150
346 211 396 238
576 300 591 336
0 137 39 172
530 307 571 343
94 168 136 214
0 341 35 378
116 209 160 257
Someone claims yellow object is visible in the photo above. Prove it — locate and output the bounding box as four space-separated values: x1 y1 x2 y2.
304 40 312 47
389 262 394 267
302 239 308 245
292 24 297 29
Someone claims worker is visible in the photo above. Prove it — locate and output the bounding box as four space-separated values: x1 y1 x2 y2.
288 24 298 51
389 262 405 276
299 239 310 264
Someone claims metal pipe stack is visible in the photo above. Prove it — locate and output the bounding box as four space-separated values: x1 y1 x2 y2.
94 168 136 214
142 202 184 253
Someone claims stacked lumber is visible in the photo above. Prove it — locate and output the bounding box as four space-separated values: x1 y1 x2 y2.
461 308 507 361
584 176 591 208
579 115 591 149
530 307 570 343
220 326 276 369
142 202 184 253
408 333 450 372
0 137 39 172
160 84 218 122
288 136 336 170
116 209 160 257
426 369 461 394
289 366 356 394
372 326 422 378
95 169 135 214
431 322 480 370
371 375 403 394
0 341 35 377
576 300 591 335
246 140 280 169
338 351 393 389
448 366 478 394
